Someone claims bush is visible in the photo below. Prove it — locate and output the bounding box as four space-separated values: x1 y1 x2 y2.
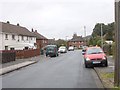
103 44 112 55
112 42 115 58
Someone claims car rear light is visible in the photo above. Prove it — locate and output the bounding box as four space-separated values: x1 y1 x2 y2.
102 56 106 60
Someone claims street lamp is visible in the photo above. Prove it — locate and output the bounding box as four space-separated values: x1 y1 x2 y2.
65 36 68 41
84 26 86 37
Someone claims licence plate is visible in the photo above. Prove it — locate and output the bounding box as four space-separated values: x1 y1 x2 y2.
93 61 101 64
49 51 53 53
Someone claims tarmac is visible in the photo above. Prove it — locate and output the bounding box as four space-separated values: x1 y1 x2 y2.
0 55 44 75
0 55 115 88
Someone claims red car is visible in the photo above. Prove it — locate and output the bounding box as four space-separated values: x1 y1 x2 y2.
84 47 108 68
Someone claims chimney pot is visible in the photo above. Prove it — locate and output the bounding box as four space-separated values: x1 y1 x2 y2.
7 21 10 24
32 28 34 32
17 23 19 26
35 30 37 32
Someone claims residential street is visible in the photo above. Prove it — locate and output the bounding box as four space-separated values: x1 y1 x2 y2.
2 50 104 88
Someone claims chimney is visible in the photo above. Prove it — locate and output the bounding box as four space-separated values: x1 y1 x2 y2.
32 28 34 32
35 30 37 33
73 33 77 38
17 23 19 26
7 21 10 24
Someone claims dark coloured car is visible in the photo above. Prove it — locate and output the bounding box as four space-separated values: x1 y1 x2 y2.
82 46 88 55
84 47 108 68
45 45 59 57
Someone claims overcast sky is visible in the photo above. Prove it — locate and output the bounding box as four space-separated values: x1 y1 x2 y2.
0 0 115 40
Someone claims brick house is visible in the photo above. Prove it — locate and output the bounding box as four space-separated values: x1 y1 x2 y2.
67 33 84 49
33 30 48 49
48 38 56 45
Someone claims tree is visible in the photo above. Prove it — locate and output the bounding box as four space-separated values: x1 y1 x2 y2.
56 39 67 47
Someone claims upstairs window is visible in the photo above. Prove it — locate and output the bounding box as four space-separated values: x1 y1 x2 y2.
22 36 24 40
5 34 8 40
26 36 29 41
12 35 15 40
18 36 20 42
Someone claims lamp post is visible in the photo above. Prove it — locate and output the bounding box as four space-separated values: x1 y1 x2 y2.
115 0 120 87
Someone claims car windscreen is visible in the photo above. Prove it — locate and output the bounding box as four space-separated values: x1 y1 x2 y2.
69 47 73 49
46 47 55 50
86 48 103 55
59 47 66 49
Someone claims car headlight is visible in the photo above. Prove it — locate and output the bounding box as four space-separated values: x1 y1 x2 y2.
86 57 90 61
102 56 106 60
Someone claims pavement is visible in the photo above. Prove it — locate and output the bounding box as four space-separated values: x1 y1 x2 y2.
94 56 115 88
0 55 44 75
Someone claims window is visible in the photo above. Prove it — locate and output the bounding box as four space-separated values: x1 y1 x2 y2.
12 35 15 40
25 47 29 50
5 34 8 40
73 41 76 44
43 40 44 43
5 46 8 50
10 48 14 50
18 36 20 42
26 36 28 41
22 36 24 40
45 40 47 43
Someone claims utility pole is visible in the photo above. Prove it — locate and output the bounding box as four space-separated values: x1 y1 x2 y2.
84 26 86 37
114 0 120 87
101 24 103 49
84 26 86 46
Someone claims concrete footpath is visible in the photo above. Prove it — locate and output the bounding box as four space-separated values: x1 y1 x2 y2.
94 56 115 88
0 55 43 75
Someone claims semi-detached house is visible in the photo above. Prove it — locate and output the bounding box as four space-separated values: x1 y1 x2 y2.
0 21 36 50
67 33 84 49
32 30 48 49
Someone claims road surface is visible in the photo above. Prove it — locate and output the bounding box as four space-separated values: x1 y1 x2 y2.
2 50 104 88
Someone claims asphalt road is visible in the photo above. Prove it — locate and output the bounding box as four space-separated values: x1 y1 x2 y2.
2 50 104 88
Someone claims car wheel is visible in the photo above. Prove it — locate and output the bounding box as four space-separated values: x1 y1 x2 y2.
55 54 57 57
85 63 88 68
103 60 108 67
86 63 93 68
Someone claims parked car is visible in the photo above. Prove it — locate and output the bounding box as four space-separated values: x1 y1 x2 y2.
68 46 74 51
84 47 108 68
45 45 59 57
58 46 67 53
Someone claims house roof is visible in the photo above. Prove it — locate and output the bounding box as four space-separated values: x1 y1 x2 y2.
33 31 48 40
0 22 36 37
48 39 56 45
69 36 84 42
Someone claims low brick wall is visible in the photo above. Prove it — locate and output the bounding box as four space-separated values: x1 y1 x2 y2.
16 49 40 59
0 49 40 63
0 50 16 63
